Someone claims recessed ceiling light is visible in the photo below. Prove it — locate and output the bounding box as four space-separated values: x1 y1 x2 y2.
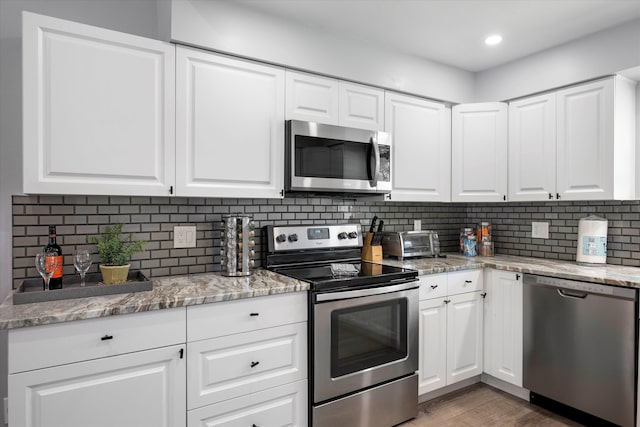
485 34 502 46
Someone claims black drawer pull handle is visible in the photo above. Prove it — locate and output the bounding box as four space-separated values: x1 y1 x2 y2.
430 285 438 289
251 361 260 368
101 335 113 341
444 299 450 304
250 312 260 316
481 292 487 299
464 280 472 283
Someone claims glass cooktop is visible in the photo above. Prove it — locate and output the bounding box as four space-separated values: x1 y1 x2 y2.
273 261 417 292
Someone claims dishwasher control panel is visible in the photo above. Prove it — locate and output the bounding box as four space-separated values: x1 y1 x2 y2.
525 274 637 299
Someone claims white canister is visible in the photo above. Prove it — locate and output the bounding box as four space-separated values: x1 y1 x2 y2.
576 215 608 264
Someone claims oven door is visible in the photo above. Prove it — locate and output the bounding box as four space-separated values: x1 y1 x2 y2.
313 281 418 403
287 120 391 194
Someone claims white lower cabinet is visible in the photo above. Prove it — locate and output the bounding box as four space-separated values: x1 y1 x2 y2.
8 309 187 427
446 291 484 384
9 345 186 427
187 380 307 427
418 272 484 395
186 293 308 426
483 269 523 387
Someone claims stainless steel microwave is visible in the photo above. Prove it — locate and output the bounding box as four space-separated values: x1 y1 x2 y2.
285 120 392 194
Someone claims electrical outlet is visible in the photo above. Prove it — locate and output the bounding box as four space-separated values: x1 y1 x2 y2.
174 226 197 248
531 222 549 239
413 219 421 231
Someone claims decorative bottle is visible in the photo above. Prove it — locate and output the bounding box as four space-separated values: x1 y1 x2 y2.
44 225 63 289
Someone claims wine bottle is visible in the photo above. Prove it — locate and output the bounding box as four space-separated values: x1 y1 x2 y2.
44 225 63 289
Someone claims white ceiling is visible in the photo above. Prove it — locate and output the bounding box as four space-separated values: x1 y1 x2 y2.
237 0 640 72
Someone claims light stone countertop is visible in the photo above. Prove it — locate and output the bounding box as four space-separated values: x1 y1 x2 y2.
0 269 309 330
3 254 640 330
382 254 640 288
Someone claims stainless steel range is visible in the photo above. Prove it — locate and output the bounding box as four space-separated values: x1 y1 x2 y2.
264 223 419 427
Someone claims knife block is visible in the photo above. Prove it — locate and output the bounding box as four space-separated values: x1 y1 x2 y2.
362 232 383 262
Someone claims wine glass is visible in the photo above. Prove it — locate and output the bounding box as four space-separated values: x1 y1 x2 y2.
73 249 93 287
35 251 60 291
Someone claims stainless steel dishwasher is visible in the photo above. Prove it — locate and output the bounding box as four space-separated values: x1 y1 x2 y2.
523 274 638 427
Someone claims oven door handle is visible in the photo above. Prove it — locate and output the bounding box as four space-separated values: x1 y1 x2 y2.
369 135 380 188
315 280 417 302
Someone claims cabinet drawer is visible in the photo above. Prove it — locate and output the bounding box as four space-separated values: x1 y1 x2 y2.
187 322 307 409
187 292 307 342
187 380 307 427
9 308 186 374
418 273 448 300
448 270 483 295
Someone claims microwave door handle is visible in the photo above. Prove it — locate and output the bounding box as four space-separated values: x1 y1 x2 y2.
370 136 380 187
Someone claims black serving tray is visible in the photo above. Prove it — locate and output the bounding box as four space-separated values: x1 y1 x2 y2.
13 271 152 305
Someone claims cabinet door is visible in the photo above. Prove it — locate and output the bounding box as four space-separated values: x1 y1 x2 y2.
176 46 285 198
508 93 557 201
9 345 186 427
556 79 614 200
451 102 508 202
386 92 451 202
187 380 307 427
285 71 339 125
418 298 447 395
483 270 523 387
446 291 483 384
22 12 175 196
339 82 384 130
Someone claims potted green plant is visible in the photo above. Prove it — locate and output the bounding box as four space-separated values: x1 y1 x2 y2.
91 223 146 284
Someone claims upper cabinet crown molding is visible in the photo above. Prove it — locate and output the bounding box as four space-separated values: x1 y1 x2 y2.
22 12 176 196
451 102 508 202
385 92 451 202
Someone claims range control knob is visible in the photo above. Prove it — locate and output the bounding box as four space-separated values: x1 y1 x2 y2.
338 232 348 240
276 233 287 243
348 231 358 239
288 233 299 242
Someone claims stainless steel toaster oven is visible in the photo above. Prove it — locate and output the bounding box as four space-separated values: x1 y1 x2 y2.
382 231 436 259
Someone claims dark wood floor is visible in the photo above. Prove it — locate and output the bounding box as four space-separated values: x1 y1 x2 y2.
400 383 584 426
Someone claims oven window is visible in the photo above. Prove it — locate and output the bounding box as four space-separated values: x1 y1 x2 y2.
330 298 407 378
295 136 372 180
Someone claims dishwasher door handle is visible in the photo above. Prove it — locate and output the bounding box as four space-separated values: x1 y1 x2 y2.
557 288 588 299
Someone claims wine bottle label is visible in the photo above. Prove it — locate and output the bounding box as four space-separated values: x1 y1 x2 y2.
48 255 63 278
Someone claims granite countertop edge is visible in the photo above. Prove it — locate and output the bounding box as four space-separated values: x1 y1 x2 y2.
3 254 640 329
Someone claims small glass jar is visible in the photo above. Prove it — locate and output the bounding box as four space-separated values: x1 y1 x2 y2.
464 234 477 256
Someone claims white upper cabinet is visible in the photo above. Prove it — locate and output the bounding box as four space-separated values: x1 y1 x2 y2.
285 71 384 130
508 93 557 201
509 76 636 202
452 103 508 202
176 46 285 198
385 92 451 202
556 77 636 201
22 12 176 196
285 71 340 125
339 82 384 131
